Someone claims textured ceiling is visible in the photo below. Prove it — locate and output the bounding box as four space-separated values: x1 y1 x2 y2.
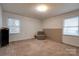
1 3 79 20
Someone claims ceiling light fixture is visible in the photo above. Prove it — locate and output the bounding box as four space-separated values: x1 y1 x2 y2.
36 5 48 12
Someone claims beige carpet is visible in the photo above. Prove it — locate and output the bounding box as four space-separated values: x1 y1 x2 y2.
0 39 77 56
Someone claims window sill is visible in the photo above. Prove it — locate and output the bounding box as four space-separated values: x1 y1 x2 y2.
9 33 20 35
63 34 79 37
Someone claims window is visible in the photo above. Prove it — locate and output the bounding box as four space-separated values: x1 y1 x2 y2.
8 18 20 34
63 17 79 36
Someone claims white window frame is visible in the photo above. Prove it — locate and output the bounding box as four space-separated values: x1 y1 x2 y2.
8 17 20 34
63 16 79 36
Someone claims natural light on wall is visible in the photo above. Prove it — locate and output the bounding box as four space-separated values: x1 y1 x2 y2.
36 4 48 12
63 16 79 36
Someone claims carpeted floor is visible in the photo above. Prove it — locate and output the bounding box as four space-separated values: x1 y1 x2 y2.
0 39 77 56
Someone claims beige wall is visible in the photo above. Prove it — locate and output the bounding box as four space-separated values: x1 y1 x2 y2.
43 10 79 47
3 12 42 42
43 15 63 42
0 5 2 28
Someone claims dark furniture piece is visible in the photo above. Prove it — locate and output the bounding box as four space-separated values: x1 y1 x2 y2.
0 28 9 47
35 31 46 40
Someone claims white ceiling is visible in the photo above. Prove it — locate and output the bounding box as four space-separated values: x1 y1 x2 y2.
1 3 79 20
